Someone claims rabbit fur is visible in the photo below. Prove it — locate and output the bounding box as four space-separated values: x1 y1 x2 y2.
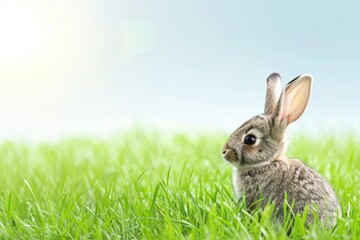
222 73 340 227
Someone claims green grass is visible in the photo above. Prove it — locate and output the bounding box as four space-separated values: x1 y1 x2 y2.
0 130 359 239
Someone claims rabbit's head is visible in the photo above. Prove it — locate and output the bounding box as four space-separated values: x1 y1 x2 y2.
222 73 312 168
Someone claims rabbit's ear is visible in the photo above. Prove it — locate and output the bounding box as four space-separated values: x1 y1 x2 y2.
273 74 312 125
264 73 281 114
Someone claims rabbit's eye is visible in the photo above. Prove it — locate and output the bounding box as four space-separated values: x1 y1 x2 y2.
244 134 257 145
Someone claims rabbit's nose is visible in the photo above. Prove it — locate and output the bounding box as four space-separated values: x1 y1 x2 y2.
222 143 229 155
222 148 237 162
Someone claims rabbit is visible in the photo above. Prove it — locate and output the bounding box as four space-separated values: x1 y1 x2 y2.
222 73 340 227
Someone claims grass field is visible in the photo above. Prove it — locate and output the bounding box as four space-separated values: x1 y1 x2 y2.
0 130 359 239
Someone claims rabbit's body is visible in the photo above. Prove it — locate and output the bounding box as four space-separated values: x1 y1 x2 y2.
223 73 340 227
233 158 339 226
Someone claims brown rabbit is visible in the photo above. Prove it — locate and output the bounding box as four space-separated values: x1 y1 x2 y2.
222 73 340 227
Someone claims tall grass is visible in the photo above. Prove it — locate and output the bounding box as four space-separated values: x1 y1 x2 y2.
0 130 358 239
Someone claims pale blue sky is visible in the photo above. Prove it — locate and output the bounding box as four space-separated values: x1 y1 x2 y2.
0 1 359 138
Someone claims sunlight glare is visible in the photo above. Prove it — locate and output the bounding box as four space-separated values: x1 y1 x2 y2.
0 2 54 66
119 18 157 63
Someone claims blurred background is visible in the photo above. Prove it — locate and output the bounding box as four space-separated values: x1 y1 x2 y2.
0 0 359 140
